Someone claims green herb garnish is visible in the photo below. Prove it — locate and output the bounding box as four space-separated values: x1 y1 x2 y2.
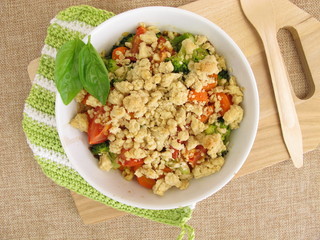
79 36 110 105
55 36 110 105
54 38 85 105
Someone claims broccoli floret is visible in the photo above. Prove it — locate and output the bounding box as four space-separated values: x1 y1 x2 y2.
170 33 195 52
108 33 134 57
119 33 133 46
90 142 119 169
218 69 230 80
204 124 217 135
103 58 119 73
192 47 209 62
168 34 195 74
204 118 231 144
178 162 190 174
221 150 229 157
170 53 190 74
90 142 109 155
169 33 209 74
221 127 231 144
217 118 231 144
156 33 171 41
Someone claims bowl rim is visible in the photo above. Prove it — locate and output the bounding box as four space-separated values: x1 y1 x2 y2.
55 6 259 210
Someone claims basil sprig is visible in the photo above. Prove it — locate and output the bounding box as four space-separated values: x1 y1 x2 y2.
78 37 110 105
54 36 110 105
54 38 84 105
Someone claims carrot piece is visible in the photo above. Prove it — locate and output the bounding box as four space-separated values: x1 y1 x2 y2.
188 90 209 102
200 105 215 122
131 26 147 54
216 92 232 116
112 46 128 60
137 176 156 189
202 82 217 91
208 73 218 79
136 26 147 35
202 74 218 91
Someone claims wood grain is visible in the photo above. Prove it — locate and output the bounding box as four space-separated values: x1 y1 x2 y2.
27 0 320 224
240 0 303 167
70 192 127 224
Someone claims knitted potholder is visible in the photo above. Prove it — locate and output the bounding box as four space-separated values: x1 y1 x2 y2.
22 5 194 240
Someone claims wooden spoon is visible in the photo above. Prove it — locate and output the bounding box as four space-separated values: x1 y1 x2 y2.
240 0 303 168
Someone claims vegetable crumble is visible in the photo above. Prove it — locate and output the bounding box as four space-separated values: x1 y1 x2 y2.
69 23 244 196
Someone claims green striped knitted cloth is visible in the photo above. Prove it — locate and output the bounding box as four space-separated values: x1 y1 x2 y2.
22 5 194 240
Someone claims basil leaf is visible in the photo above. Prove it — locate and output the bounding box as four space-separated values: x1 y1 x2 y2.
54 39 85 105
79 37 110 105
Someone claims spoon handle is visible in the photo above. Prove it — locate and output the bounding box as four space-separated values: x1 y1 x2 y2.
261 31 303 168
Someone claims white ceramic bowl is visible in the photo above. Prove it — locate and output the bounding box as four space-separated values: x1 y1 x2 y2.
56 6 259 210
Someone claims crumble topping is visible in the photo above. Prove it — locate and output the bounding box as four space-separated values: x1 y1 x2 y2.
72 23 244 196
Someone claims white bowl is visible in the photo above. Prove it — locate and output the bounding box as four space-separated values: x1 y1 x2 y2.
56 6 259 210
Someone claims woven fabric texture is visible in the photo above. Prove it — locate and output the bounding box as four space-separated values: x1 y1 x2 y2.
21 5 194 239
1 0 319 239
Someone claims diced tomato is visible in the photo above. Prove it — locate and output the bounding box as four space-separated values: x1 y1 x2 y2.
188 90 209 102
162 167 172 173
119 148 145 167
137 176 156 189
215 92 232 116
132 162 144 172
158 36 166 45
151 35 173 63
118 165 125 171
81 93 90 105
227 93 233 103
125 56 137 62
172 148 180 159
119 148 131 161
159 51 169 62
188 145 207 166
128 112 135 119
112 46 128 60
122 158 144 167
157 36 167 53
131 35 141 54
157 167 172 179
87 107 111 145
87 109 111 145
200 105 215 123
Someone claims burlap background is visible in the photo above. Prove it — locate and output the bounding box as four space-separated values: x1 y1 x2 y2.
1 0 319 239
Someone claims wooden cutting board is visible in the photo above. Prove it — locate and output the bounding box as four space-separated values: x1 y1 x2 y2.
27 0 320 224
